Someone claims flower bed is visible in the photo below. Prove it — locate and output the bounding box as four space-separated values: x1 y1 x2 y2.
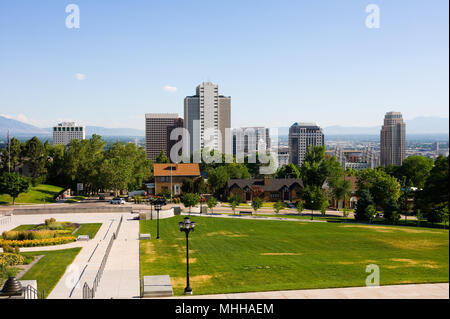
0 253 25 267
0 236 76 247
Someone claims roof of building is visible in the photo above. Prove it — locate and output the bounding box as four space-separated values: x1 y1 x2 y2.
153 163 201 177
227 178 304 192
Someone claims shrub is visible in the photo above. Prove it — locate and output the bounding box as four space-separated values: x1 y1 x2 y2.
0 236 76 247
1 244 16 253
0 253 25 267
45 218 56 226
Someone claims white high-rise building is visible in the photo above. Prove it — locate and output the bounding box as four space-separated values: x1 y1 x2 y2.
289 122 324 167
53 122 85 145
232 127 271 157
184 82 231 155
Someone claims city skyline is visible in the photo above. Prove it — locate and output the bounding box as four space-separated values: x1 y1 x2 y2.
0 1 448 129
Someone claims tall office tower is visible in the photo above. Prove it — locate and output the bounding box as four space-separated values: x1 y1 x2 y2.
380 111 406 167
289 122 324 167
166 117 184 158
232 127 271 157
145 113 182 161
184 82 231 155
53 122 85 145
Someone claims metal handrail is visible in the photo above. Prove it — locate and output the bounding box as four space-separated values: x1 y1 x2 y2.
82 215 123 299
24 285 44 299
0 216 11 225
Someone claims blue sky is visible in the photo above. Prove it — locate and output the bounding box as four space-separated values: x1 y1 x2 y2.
0 0 448 129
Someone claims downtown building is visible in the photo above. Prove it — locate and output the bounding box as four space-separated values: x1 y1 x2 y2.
145 113 183 161
232 127 271 158
184 82 231 155
289 122 324 167
53 122 85 145
380 111 406 167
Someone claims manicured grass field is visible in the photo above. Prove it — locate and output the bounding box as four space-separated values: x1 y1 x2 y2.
74 223 102 238
140 217 449 296
9 223 102 239
20 248 81 298
0 184 63 205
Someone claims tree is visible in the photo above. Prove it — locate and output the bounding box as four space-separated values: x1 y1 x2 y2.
384 197 400 224
251 197 263 215
365 204 377 223
0 172 31 205
228 194 241 215
276 163 300 179
302 185 328 211
181 193 200 215
296 201 304 215
356 168 401 209
300 146 332 188
181 178 195 193
274 200 286 214
0 137 23 173
194 177 208 194
22 137 47 183
416 209 423 227
397 156 433 188
207 197 218 214
155 150 170 164
330 178 352 210
251 186 264 199
354 189 375 221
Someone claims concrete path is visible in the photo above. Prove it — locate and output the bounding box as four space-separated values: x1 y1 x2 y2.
94 216 140 299
48 215 121 299
168 283 449 299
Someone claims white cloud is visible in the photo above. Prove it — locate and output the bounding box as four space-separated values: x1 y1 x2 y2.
163 85 177 93
75 73 86 80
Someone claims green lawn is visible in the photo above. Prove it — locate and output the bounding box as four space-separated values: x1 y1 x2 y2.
20 248 81 298
74 223 102 238
8 223 102 239
0 184 63 205
140 217 449 296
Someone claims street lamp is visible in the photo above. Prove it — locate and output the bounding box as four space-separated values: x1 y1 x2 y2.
311 200 314 221
179 217 196 295
153 199 164 239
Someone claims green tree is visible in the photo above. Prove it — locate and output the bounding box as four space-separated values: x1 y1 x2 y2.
397 156 434 188
251 197 263 215
365 204 377 223
229 194 241 215
274 200 286 214
356 168 401 209
384 197 401 224
416 209 423 227
155 150 170 163
207 196 218 214
0 137 23 173
207 166 230 197
296 201 304 215
300 146 332 188
0 172 31 205
302 185 328 210
330 177 352 211
181 193 200 215
22 136 47 183
181 178 195 193
276 163 300 179
354 189 375 221
194 177 208 194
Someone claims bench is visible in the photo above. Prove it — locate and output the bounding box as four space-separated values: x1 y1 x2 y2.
239 211 252 216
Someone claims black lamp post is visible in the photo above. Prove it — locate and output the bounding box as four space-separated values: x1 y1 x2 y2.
179 217 196 295
153 199 163 239
0 277 23 298
311 200 314 221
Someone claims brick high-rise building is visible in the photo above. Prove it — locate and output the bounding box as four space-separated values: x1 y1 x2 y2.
145 113 183 161
380 111 406 167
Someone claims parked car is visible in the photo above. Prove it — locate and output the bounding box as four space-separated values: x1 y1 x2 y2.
286 202 296 209
110 197 126 205
99 195 105 200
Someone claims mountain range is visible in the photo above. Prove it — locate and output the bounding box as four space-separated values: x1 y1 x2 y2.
0 115 448 138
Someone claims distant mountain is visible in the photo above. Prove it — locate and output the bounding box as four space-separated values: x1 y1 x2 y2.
276 116 449 136
0 115 49 136
44 126 145 137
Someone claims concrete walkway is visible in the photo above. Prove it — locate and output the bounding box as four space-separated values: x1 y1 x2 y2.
94 217 140 299
168 283 449 299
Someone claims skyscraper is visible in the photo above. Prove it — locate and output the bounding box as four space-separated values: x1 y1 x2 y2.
380 111 406 167
53 122 85 145
145 113 183 161
184 82 231 155
232 127 271 157
289 122 324 167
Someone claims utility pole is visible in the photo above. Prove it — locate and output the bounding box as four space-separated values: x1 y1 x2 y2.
8 129 11 174
170 165 173 203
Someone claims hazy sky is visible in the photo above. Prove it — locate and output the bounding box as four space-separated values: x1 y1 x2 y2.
0 0 448 129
